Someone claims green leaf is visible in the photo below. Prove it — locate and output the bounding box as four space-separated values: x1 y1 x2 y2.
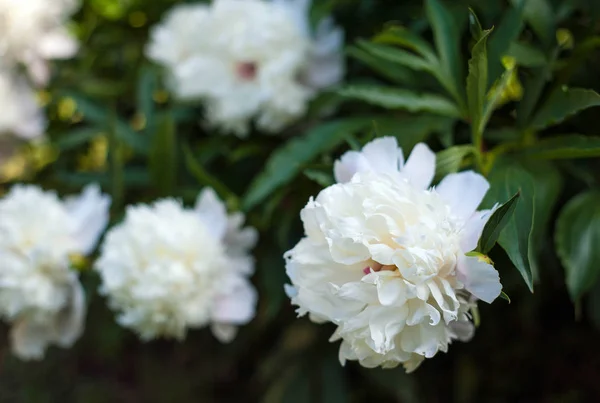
482 62 516 131
136 65 158 131
149 113 177 196
426 0 464 97
338 85 461 118
434 145 475 180
477 192 520 254
468 8 483 41
516 135 600 159
500 291 511 303
372 26 437 62
183 145 238 209
518 0 555 48
374 115 455 152
107 111 124 211
54 127 104 151
304 169 334 187
555 191 600 301
488 4 525 83
467 28 493 146
506 42 547 67
529 88 600 130
242 118 372 211
484 162 535 291
346 45 415 84
357 40 432 72
518 160 563 281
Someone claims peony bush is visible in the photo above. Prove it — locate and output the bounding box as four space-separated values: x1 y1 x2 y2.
1 0 600 401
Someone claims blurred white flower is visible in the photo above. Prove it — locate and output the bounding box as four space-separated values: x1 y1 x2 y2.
95 188 258 342
146 0 344 136
0 0 79 85
285 137 501 372
0 184 111 360
0 69 46 139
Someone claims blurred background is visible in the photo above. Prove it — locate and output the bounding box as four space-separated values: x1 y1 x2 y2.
2 0 600 402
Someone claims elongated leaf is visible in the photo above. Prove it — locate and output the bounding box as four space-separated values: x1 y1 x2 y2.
338 85 460 118
506 42 547 67
242 118 372 210
372 26 437 62
518 0 555 48
346 45 415 84
519 160 563 281
149 113 177 195
375 115 455 152
516 135 600 159
357 40 432 72
529 88 600 130
183 145 238 208
426 0 463 92
488 4 525 83
136 65 158 131
467 28 493 143
483 162 535 291
468 8 483 41
555 191 600 301
54 127 104 151
434 145 475 180
477 192 520 254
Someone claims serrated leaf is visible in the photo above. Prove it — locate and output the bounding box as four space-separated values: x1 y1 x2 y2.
477 192 520 254
467 28 493 142
149 113 177 195
555 191 600 301
338 85 461 118
529 88 600 130
242 118 372 211
435 145 475 180
517 135 600 159
483 162 535 291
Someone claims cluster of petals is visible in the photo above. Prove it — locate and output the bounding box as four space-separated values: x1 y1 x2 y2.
0 0 80 139
95 188 258 343
285 137 502 372
146 0 344 136
0 184 110 359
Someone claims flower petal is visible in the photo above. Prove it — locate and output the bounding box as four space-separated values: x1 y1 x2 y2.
64 184 111 255
460 207 496 252
436 171 490 220
333 151 370 183
361 137 403 175
457 255 502 303
400 143 435 189
211 323 238 343
194 187 229 241
211 278 257 325
53 277 86 347
10 319 51 360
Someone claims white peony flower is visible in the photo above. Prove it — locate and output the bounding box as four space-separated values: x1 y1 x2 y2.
0 0 79 85
146 0 344 136
0 184 111 360
95 188 258 342
0 69 46 139
285 137 502 372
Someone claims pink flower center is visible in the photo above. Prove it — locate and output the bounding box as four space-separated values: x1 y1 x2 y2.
236 62 258 81
363 262 396 275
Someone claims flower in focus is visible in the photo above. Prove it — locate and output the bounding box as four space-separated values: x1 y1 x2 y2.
285 137 502 372
0 70 46 139
0 0 79 85
95 188 258 343
0 184 111 360
146 0 344 136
